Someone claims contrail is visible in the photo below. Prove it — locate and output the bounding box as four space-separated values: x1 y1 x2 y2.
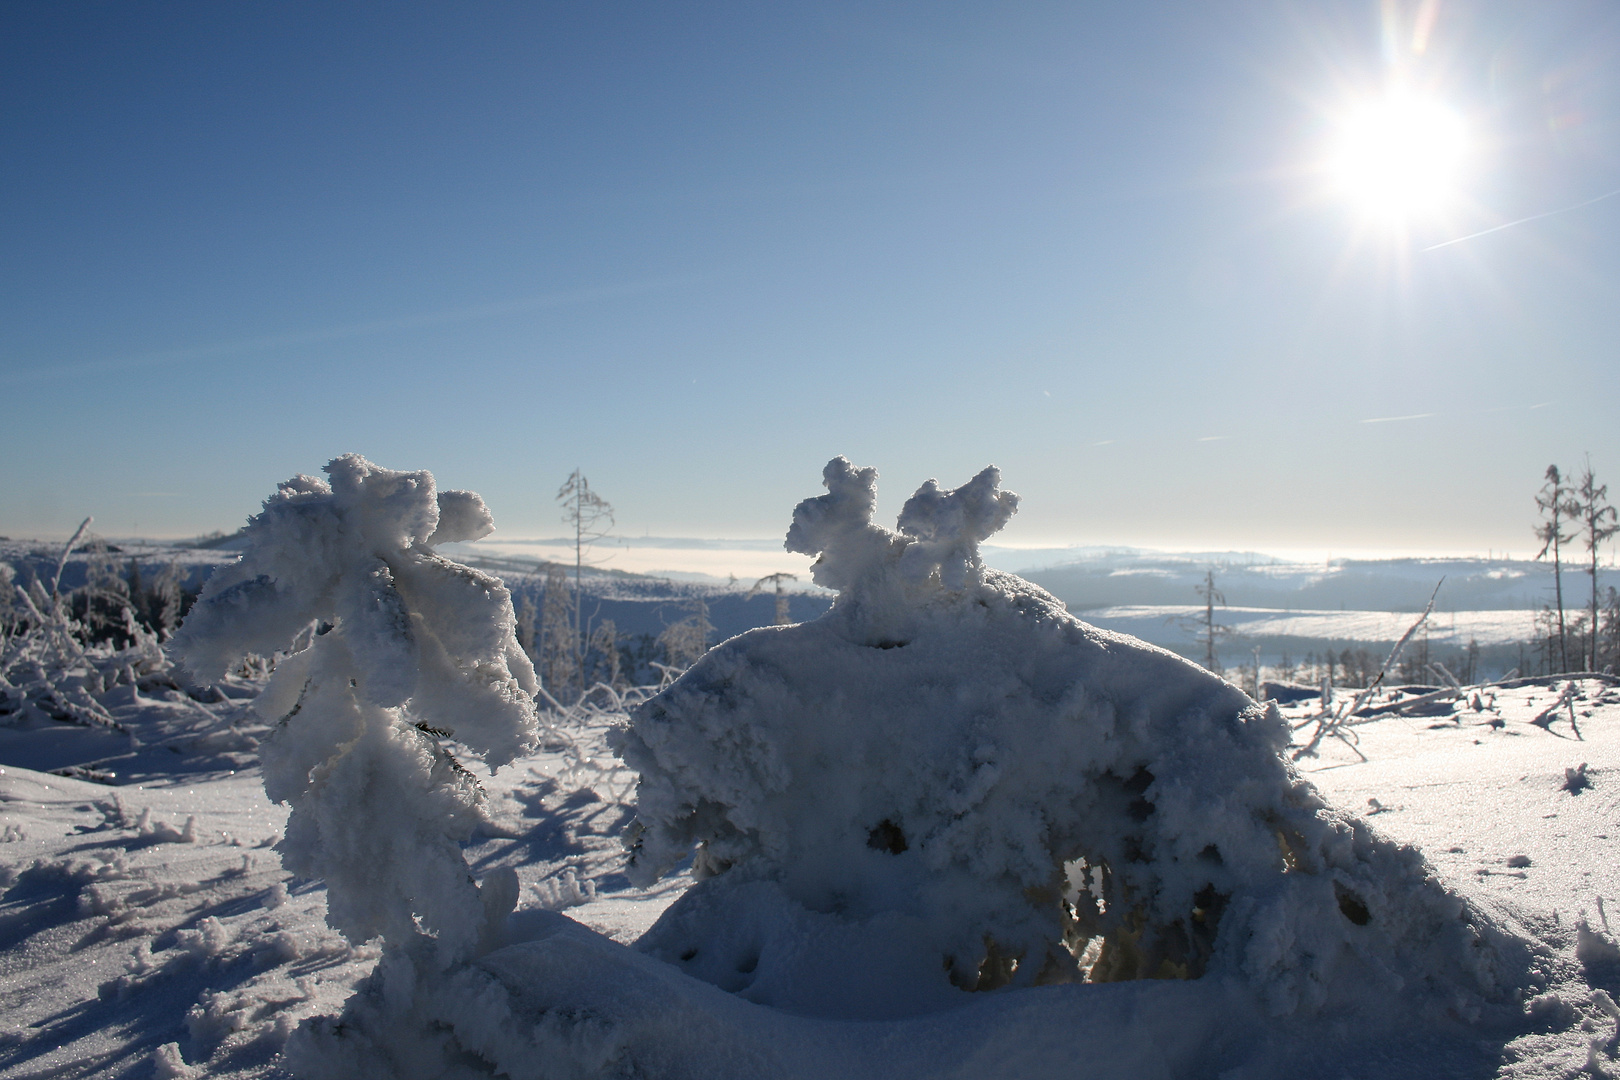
1422 187 1620 251
0 275 694 388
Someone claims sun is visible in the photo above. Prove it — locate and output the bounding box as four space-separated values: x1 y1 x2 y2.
1329 90 1467 221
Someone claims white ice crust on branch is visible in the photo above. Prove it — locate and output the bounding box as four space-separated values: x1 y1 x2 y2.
783 456 1021 646
173 453 537 964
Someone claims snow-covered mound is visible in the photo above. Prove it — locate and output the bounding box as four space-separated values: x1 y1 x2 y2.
617 458 1527 1019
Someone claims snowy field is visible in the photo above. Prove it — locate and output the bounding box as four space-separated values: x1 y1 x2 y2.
6 455 1620 1080
0 691 665 1079
5 671 1620 1077
1085 605 1539 649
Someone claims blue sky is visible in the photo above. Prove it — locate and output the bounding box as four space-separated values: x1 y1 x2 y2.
3 2 1617 557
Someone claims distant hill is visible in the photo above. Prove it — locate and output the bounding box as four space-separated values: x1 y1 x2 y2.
1016 550 1612 614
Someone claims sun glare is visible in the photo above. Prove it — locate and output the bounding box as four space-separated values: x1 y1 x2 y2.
1329 91 1466 221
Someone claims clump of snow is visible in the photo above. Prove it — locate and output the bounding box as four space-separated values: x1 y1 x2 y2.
1578 917 1620 973
172 454 540 965
617 457 1527 1018
150 1041 197 1079
531 867 597 911
1566 762 1592 794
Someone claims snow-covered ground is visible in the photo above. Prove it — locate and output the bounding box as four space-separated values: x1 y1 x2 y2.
1086 604 1538 648
437 536 817 584
0 683 680 1079
4 671 1619 1077
6 456 1620 1080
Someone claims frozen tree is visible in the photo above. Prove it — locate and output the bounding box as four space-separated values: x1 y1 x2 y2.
1535 464 1579 672
1603 586 1620 672
1575 458 1618 672
538 564 577 694
748 571 798 626
1194 570 1229 672
1175 569 1232 674
172 454 540 966
587 617 622 689
657 595 713 670
556 469 614 691
616 457 1523 1019
513 592 538 662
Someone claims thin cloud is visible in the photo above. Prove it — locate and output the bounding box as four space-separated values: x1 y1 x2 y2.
1 276 695 388
1196 435 1229 442
1422 188 1620 252
1359 413 1433 425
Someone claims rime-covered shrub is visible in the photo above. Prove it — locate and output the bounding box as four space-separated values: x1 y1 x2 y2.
0 522 167 733
173 454 539 964
616 457 1527 1019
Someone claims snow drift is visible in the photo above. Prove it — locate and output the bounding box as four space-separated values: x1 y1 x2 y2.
177 455 1538 1078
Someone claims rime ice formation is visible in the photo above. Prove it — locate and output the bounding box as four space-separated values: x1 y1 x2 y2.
173 454 538 964
617 457 1527 1019
196 457 1537 1079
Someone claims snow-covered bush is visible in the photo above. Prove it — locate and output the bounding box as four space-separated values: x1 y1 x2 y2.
616 457 1527 1019
0 520 166 733
173 454 540 964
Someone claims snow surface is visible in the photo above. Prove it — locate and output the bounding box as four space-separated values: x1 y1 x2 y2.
5 457 1620 1079
1086 604 1538 649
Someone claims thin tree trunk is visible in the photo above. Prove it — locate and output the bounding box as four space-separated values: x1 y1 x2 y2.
574 503 583 691
1554 526 1568 672
1593 539 1601 672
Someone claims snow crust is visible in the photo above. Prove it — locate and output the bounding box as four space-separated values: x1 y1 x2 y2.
173 454 539 964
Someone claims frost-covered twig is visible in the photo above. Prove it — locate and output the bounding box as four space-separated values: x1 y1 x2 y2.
1352 685 1461 719
1531 681 1583 739
533 680 656 802
1429 661 1464 692
1292 578 1444 761
0 520 171 736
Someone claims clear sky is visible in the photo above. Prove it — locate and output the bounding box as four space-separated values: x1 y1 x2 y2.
3 2 1617 557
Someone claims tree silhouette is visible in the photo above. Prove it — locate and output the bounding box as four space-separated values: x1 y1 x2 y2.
1575 457 1618 671
748 572 799 626
1534 464 1579 672
556 469 614 692
1195 570 1228 673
